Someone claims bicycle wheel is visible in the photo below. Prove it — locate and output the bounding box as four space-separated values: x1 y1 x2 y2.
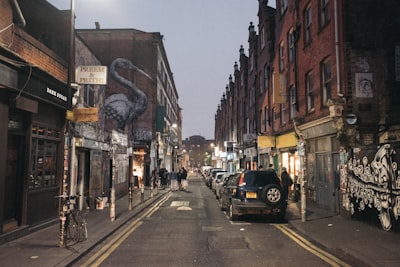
67 213 79 243
80 218 88 240
74 211 88 242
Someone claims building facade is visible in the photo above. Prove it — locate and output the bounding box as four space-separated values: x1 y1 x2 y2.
77 27 182 189
0 0 70 238
214 0 400 231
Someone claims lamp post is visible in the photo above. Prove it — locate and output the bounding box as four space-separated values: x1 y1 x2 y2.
59 0 75 248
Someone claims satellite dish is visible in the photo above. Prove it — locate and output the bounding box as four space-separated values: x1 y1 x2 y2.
345 113 357 125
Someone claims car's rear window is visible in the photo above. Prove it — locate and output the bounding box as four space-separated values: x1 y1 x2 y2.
227 173 240 186
244 171 279 187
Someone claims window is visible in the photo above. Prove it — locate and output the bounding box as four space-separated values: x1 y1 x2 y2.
281 0 288 15
288 28 295 63
250 85 256 106
30 124 61 189
320 0 330 28
289 86 296 119
264 65 270 92
321 60 332 105
280 103 286 125
279 42 285 72
264 106 270 132
83 85 95 107
306 72 315 112
260 27 265 49
304 6 312 45
250 52 254 71
259 74 264 94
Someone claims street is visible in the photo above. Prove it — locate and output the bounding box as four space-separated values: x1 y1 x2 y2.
75 173 351 267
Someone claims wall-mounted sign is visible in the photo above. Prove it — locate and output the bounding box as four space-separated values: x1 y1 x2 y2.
76 66 108 85
73 107 98 122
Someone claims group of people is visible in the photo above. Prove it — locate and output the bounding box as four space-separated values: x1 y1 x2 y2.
151 167 188 190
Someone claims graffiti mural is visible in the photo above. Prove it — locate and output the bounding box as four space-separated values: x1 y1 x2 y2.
348 144 400 231
105 58 152 131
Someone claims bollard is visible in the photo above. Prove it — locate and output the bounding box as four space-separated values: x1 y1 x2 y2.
128 186 133 210
141 186 144 203
59 202 68 247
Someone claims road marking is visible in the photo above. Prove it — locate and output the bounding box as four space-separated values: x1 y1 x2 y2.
274 224 351 267
80 192 172 267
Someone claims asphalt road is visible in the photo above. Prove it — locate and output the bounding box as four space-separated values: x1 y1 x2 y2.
75 175 350 267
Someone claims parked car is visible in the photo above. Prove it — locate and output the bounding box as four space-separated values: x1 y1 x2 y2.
207 168 225 189
227 170 287 222
219 173 241 211
214 173 229 198
205 168 222 188
212 171 227 194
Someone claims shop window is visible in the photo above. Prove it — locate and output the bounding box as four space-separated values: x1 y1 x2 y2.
29 124 61 189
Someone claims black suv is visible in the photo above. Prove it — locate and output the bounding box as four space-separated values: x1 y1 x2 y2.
227 170 287 221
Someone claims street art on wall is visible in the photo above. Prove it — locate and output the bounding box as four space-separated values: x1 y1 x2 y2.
347 144 400 231
105 58 152 131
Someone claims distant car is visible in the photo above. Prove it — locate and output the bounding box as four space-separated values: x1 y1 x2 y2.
227 170 287 221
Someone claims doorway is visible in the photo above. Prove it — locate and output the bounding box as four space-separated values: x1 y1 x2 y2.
3 134 24 232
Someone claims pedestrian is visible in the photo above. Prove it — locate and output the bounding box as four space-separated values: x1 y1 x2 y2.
151 167 158 189
280 167 293 200
170 169 178 191
268 164 275 172
181 167 188 190
177 168 182 190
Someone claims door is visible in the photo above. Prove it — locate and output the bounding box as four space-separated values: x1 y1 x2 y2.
315 153 335 211
4 135 24 232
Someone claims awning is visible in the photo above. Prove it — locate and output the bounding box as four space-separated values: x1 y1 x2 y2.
276 132 297 149
258 135 275 148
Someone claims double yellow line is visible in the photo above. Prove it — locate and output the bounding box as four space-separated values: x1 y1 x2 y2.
80 193 172 267
274 224 351 267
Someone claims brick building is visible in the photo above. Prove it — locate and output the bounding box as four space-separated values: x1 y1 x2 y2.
214 0 400 230
77 27 182 187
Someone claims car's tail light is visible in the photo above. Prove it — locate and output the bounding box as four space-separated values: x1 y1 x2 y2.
238 173 246 186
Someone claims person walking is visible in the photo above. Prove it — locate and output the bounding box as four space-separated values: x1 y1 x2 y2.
177 168 182 190
170 169 178 191
280 167 293 200
181 167 188 190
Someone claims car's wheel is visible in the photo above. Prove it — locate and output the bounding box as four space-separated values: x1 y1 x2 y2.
229 203 239 221
261 184 282 205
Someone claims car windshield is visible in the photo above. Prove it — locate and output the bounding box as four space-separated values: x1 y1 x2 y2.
244 171 278 187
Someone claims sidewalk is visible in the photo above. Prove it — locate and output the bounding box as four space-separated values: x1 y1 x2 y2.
0 187 168 267
287 200 400 266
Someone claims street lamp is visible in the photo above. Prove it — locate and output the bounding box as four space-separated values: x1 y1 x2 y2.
59 0 75 248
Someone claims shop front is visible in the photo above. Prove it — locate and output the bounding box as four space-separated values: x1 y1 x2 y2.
0 63 68 235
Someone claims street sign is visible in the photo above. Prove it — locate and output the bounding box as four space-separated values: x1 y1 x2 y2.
76 66 108 85
73 107 98 122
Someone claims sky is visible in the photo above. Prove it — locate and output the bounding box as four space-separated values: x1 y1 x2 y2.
48 0 276 140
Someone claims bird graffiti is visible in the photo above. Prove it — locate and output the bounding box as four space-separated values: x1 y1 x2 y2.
105 58 152 131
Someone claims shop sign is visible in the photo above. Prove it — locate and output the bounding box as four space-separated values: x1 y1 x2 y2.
76 66 108 85
73 107 98 122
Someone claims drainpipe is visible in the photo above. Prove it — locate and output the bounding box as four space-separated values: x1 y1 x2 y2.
334 0 343 97
10 0 26 27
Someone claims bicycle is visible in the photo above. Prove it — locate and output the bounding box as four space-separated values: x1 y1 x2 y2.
57 195 88 244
